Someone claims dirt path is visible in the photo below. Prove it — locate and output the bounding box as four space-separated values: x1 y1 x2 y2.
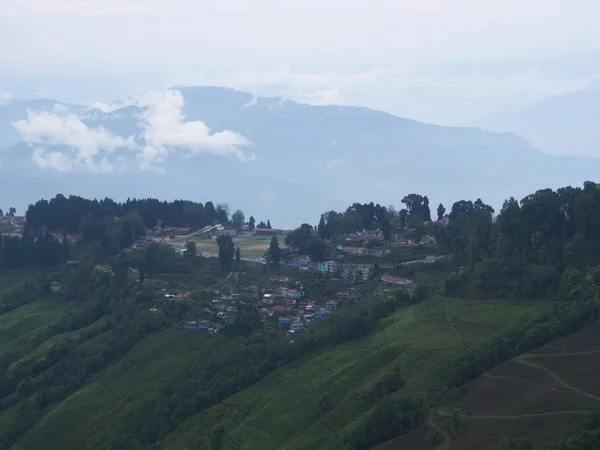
482 372 560 392
515 355 600 402
445 304 475 353
427 412 452 450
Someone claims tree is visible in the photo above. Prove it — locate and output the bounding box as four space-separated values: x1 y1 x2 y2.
305 237 326 262
257 221 267 229
216 235 235 271
0 208 3 217
286 224 313 253
235 247 241 265
317 214 331 240
8 207 15 216
232 210 245 232
269 237 281 264
185 240 197 258
437 203 446 221
248 216 256 231
266 219 272 229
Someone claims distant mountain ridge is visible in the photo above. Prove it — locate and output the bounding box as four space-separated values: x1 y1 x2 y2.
469 86 600 158
1 86 600 227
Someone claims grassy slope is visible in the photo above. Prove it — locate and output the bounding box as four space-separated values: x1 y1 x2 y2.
161 297 556 450
10 330 230 450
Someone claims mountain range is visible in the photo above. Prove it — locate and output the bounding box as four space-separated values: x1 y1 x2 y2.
1 86 600 227
470 84 600 158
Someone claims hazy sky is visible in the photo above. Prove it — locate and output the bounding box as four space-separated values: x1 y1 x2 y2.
2 0 600 124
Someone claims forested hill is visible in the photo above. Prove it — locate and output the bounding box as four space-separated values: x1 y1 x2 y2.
2 182 600 449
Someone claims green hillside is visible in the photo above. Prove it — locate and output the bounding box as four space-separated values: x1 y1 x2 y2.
159 297 554 450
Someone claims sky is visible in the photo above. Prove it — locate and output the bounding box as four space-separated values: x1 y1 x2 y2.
2 0 600 125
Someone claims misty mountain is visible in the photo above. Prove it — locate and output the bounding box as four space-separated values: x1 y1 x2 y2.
469 86 600 158
2 86 600 227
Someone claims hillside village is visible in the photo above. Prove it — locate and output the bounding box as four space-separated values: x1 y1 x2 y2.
34 215 448 337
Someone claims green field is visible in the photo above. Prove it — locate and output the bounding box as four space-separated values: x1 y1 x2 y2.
159 297 555 449
171 234 286 259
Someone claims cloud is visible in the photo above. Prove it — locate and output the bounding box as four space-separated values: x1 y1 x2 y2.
137 89 252 170
52 103 69 114
91 98 138 113
12 88 252 173
12 110 136 172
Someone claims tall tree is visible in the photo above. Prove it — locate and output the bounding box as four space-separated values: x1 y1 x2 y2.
269 237 281 264
248 216 256 231
437 203 446 221
216 235 235 271
317 214 331 240
8 207 15 216
232 210 245 232
266 219 272 229
305 237 327 262
185 240 197 258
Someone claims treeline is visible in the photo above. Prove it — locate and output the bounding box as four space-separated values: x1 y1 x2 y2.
438 182 600 300
0 233 67 269
25 194 230 234
317 194 434 241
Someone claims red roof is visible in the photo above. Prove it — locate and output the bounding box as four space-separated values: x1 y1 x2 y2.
218 229 236 233
381 274 412 284
273 305 286 312
287 289 299 294
342 246 364 253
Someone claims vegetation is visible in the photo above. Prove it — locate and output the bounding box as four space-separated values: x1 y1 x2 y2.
3 181 600 449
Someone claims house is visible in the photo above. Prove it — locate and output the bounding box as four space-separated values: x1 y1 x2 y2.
288 255 311 266
49 281 61 293
203 308 215 314
271 275 290 284
363 249 384 257
326 300 338 311
197 320 210 329
290 322 304 332
381 274 413 285
278 317 292 325
263 293 275 304
94 264 114 276
254 228 287 236
185 321 197 329
285 289 303 300
273 305 286 313
208 322 225 334
217 229 236 237
317 260 340 276
358 265 374 282
420 235 437 244
315 310 329 319
224 316 235 325
342 246 365 255
377 263 395 271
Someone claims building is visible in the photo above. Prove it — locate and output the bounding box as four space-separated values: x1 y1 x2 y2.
326 300 338 311
290 322 304 332
273 305 286 313
254 227 286 236
420 235 437 244
316 260 340 276
381 274 413 285
278 317 292 325
358 265 374 282
315 310 329 319
271 275 290 284
217 229 236 237
342 246 365 255
262 293 276 304
49 281 61 293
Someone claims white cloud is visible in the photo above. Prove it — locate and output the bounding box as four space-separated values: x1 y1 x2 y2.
52 103 69 114
137 89 252 170
12 110 136 172
12 88 252 173
241 96 258 109
91 98 138 113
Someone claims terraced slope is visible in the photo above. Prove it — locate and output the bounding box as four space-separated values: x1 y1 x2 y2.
160 297 554 450
387 320 600 450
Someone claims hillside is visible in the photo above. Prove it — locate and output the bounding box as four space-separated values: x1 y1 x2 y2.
5 87 600 227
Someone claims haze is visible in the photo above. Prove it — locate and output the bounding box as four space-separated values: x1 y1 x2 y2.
3 0 600 127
